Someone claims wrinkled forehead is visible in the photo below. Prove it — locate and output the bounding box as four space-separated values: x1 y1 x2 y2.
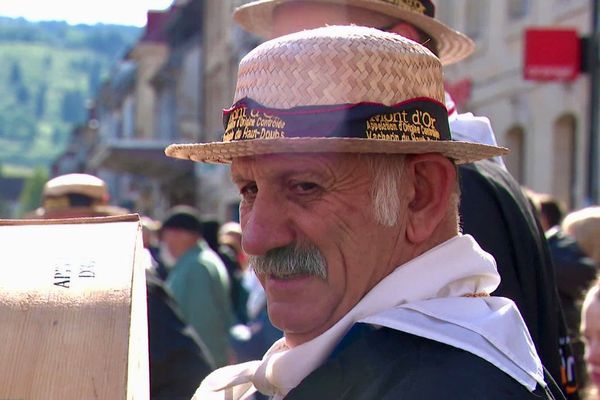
230 152 364 178
229 153 413 188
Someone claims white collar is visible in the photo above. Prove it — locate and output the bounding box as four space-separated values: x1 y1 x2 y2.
194 235 544 399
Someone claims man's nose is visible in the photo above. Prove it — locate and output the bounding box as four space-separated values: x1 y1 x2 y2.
241 190 295 256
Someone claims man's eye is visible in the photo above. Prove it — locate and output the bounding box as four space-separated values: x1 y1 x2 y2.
291 182 320 194
240 183 258 199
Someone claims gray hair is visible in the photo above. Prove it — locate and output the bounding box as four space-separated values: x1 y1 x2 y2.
364 154 407 227
364 154 460 228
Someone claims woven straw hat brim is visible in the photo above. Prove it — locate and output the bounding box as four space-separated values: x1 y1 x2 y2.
233 0 475 65
165 138 508 165
35 205 131 218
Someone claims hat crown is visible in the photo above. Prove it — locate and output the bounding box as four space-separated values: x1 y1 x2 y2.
43 173 107 200
234 25 445 108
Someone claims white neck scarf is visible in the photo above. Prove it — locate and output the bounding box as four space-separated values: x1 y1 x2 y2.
194 235 544 400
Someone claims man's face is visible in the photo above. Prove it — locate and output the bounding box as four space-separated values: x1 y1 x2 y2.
231 153 406 346
160 228 197 260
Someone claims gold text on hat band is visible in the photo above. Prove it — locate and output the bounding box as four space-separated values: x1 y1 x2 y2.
222 97 451 144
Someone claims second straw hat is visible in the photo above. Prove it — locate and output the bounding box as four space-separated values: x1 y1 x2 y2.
233 0 474 65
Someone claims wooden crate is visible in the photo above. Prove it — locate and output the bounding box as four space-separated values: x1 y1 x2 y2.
0 215 149 400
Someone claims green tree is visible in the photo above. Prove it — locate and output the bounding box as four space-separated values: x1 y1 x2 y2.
9 61 23 85
43 55 53 68
0 196 10 218
18 167 48 216
5 111 35 140
35 84 47 118
15 84 30 105
88 60 102 92
61 90 86 124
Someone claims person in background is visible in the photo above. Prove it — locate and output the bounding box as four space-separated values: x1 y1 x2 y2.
230 266 283 365
161 205 234 367
581 282 600 399
36 173 214 399
218 221 250 324
141 215 162 270
201 219 222 254
563 206 600 388
222 222 282 370
167 25 558 399
201 219 251 324
231 1 571 396
537 193 568 233
527 193 599 389
563 207 600 269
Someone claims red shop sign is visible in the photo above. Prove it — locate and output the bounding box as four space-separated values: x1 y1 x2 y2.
524 28 581 81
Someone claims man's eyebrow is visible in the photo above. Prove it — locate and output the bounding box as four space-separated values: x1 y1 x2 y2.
280 169 324 181
230 168 251 183
230 166 327 186
230 174 248 185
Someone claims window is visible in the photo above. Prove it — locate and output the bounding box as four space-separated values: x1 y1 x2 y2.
552 115 577 208
505 125 525 182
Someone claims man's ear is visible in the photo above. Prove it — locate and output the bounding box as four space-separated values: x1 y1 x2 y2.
403 153 457 244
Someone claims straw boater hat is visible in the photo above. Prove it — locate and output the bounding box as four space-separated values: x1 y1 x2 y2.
35 173 129 218
165 26 506 164
233 0 474 65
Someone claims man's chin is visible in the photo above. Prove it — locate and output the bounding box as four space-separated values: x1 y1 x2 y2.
268 306 329 345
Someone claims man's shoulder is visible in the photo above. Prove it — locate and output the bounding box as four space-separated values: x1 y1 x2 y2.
286 325 550 400
197 242 226 267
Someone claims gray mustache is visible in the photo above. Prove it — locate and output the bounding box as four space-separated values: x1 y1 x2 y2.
249 244 328 279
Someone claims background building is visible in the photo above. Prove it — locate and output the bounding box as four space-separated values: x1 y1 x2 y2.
439 0 593 210
53 0 598 221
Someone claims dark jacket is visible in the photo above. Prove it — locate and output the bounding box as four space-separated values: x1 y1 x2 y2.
547 228 597 387
285 324 558 400
458 160 574 398
146 271 214 400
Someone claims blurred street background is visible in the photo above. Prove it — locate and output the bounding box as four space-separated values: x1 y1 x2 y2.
0 0 597 223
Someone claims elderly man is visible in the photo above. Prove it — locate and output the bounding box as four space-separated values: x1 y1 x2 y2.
232 1 573 396
167 26 557 399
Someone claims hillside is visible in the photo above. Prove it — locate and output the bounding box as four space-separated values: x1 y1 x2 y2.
0 17 141 174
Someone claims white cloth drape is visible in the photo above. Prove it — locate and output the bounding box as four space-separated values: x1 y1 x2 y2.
194 234 545 400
